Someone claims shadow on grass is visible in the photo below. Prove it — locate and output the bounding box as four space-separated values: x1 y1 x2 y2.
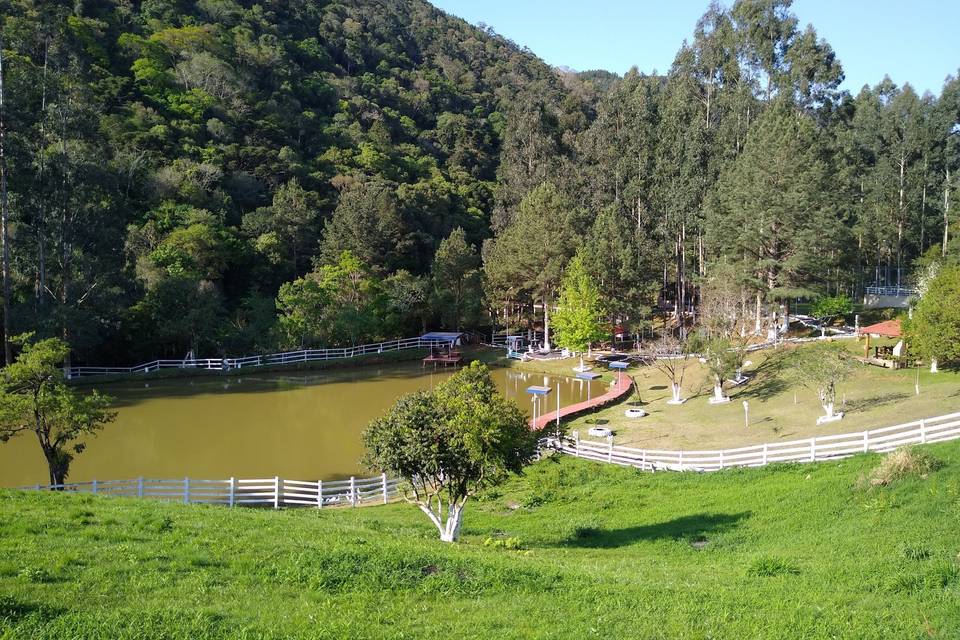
0 597 65 623
842 392 911 413
735 355 790 402
560 511 750 548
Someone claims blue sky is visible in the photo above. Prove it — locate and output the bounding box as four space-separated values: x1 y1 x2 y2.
430 0 960 97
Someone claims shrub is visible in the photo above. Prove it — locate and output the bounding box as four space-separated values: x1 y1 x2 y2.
867 448 943 486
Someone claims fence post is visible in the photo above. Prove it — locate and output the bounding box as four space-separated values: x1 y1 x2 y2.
574 431 580 457
678 450 683 471
641 449 647 471
317 480 323 509
863 431 869 453
350 476 357 507
137 476 144 498
920 419 927 444
228 477 235 507
608 437 614 463
762 443 768 465
34 483 40 491
382 473 389 504
810 437 816 462
274 476 281 509
92 479 98 495
719 450 725 470
183 477 190 504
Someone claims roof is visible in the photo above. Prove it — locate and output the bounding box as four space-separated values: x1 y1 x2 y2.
859 319 902 338
420 332 463 342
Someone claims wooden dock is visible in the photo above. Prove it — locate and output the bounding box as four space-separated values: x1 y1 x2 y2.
422 351 463 367
530 375 633 430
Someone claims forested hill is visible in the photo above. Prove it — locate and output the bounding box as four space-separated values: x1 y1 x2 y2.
0 0 576 363
1 0 959 366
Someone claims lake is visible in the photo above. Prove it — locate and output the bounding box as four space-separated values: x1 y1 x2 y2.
0 363 602 486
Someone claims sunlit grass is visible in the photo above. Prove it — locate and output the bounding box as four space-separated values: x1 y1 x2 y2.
3 441 960 638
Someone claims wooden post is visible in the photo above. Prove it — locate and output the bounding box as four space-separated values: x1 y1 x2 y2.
382 473 388 504
719 450 725 470
92 479 98 495
810 437 816 462
920 419 926 444
863 431 869 453
274 476 281 509
317 480 323 509
137 476 144 498
574 431 580 457
184 477 190 504
607 436 613 463
350 476 357 506
762 443 768 465
228 477 235 507
641 449 647 471
678 450 683 471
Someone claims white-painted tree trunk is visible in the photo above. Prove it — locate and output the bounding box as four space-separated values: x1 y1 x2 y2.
713 383 726 402
930 358 938 373
419 500 466 543
671 383 683 403
823 401 835 419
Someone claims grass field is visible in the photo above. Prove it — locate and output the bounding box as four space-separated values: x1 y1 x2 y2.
507 340 960 451
3 441 960 639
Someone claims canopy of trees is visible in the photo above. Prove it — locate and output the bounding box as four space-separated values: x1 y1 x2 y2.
0 0 958 365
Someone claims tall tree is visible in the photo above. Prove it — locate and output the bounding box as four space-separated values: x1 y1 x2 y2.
483 182 578 350
430 227 482 331
552 254 607 370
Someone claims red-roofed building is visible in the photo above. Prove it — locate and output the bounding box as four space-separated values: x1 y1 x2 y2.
858 319 902 338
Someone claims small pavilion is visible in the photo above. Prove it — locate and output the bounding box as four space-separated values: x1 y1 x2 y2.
857 319 904 367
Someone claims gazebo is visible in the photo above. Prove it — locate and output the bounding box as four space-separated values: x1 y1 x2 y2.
857 319 904 367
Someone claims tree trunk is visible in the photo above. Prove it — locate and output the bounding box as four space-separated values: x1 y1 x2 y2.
0 37 11 365
945 168 952 258
930 358 938 373
542 294 551 351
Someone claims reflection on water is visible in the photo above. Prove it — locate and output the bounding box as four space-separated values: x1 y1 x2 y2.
0 364 602 486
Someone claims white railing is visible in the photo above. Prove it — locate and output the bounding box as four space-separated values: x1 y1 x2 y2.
16 474 400 508
65 337 448 380
550 411 960 472
865 285 918 297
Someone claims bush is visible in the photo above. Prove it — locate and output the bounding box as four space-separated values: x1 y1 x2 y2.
866 448 943 486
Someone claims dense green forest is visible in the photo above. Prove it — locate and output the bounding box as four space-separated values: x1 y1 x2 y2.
0 0 958 365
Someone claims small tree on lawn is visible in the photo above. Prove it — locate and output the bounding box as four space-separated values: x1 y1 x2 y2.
553 255 607 371
810 294 853 337
362 362 536 542
790 343 855 424
0 336 117 486
701 337 739 404
909 264 960 373
651 332 691 405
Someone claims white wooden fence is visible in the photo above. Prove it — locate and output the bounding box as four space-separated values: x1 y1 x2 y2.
552 411 960 472
65 337 448 379
18 474 401 508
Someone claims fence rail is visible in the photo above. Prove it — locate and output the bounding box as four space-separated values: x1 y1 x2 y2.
864 285 918 297
65 337 450 380
17 474 401 508
551 411 960 472
16 412 960 509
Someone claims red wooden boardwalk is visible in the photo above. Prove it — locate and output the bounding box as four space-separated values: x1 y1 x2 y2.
530 375 633 430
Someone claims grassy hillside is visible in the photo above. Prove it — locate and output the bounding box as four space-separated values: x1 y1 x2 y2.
3 444 960 639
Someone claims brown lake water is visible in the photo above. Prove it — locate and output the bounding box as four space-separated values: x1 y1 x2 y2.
0 363 603 486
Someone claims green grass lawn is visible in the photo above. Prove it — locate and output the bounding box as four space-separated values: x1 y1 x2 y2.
508 341 960 451
3 443 960 639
